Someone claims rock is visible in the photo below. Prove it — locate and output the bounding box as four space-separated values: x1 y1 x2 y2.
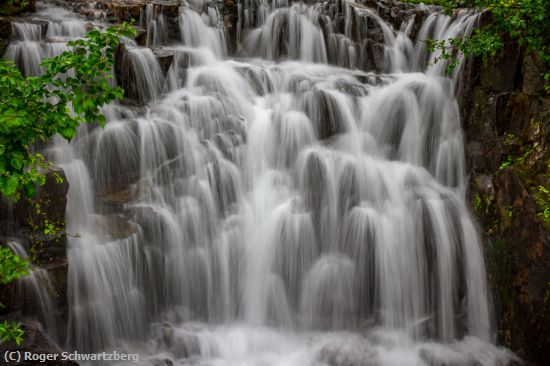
134 26 147 46
522 53 548 95
317 336 378 366
98 183 139 206
153 47 175 75
114 43 139 102
221 0 239 53
361 40 385 72
0 167 70 347
419 344 520 366
0 321 78 366
479 41 522 93
461 38 550 365
105 2 141 22
152 324 200 359
93 214 138 240
0 17 48 54
115 43 173 103
0 167 70 266
303 89 348 140
0 17 12 54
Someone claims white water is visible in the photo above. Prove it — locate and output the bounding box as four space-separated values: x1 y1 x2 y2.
3 0 517 365
4 240 57 338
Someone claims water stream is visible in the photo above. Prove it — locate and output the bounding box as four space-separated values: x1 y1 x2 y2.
3 0 518 364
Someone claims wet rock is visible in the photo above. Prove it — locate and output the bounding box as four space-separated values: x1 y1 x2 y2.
409 10 429 42
361 40 385 72
479 41 522 93
0 167 70 266
141 2 181 43
115 43 170 103
0 17 12 64
152 324 201 359
302 89 348 140
0 17 48 53
461 38 550 365
318 337 378 366
93 214 138 240
0 167 70 342
219 0 239 54
153 47 175 75
0 321 78 366
99 183 139 206
522 53 548 95
134 26 147 46
105 2 142 22
419 345 520 366
115 43 140 102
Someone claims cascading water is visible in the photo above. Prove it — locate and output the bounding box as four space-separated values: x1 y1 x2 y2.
3 0 519 365
3 240 57 337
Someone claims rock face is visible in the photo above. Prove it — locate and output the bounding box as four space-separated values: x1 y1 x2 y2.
0 167 71 345
460 41 550 365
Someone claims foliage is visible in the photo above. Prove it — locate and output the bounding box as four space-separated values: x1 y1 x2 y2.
0 247 29 285
535 185 550 223
413 0 550 91
0 22 135 202
498 155 513 170
0 22 135 345
0 247 28 345
0 321 24 345
473 194 483 211
0 0 30 16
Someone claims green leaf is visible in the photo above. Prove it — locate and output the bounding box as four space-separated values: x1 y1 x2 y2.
10 157 23 170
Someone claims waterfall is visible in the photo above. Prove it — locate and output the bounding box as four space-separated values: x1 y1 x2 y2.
4 240 57 338
3 0 518 365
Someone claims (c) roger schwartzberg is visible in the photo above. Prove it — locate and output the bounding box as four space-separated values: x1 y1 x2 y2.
18 351 140 362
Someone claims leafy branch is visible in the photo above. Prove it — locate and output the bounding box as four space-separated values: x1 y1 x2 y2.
411 0 550 91
0 22 135 346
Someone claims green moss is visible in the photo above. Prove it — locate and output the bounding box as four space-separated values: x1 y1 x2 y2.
495 120 550 225
473 194 483 212
0 0 30 16
499 155 513 171
535 185 550 223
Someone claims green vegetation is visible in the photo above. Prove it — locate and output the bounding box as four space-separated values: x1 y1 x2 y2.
499 155 513 170
0 247 29 286
535 185 550 223
0 23 135 201
473 194 483 211
496 131 550 226
0 321 25 345
0 23 135 345
405 0 550 90
0 247 29 345
0 0 31 16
